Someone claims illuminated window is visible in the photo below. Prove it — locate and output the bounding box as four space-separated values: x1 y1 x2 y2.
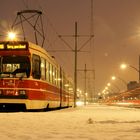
57 70 60 87
3 64 20 72
41 57 46 80
46 61 49 82
55 68 58 86
52 66 56 85
32 54 41 79
49 63 52 83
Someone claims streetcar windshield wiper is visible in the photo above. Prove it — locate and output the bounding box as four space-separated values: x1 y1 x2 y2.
12 68 27 79
0 72 13 78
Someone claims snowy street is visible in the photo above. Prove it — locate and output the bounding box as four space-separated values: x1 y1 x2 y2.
1 104 140 140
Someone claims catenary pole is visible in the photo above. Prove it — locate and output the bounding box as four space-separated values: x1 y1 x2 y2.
74 22 78 107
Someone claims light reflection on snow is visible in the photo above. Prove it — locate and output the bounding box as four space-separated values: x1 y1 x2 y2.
115 102 134 106
76 101 89 106
76 101 84 106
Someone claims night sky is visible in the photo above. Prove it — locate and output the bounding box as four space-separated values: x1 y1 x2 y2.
0 0 140 98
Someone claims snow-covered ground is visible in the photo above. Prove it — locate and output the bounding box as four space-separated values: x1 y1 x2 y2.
0 104 140 140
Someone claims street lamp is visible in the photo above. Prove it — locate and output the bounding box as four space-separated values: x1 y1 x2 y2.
107 82 120 92
105 86 114 94
107 83 111 86
120 63 140 83
111 76 127 86
120 64 127 69
120 63 139 72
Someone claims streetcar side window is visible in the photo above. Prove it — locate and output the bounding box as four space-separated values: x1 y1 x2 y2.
61 71 64 90
58 70 60 88
63 74 66 90
52 66 55 85
49 63 53 83
55 68 58 86
41 57 46 80
32 54 41 79
46 61 49 82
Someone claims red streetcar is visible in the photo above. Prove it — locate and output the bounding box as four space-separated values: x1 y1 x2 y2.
0 41 74 111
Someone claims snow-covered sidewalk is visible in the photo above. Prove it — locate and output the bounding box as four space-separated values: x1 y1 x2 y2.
0 104 140 140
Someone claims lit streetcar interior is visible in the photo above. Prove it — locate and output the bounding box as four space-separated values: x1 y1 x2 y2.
0 56 30 78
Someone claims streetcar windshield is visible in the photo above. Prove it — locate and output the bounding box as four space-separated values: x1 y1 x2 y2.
0 56 30 78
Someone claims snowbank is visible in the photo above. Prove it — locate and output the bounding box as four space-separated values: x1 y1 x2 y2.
0 104 140 140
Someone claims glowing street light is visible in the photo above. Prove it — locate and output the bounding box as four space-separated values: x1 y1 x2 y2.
105 86 108 90
120 64 127 69
120 63 139 72
120 62 140 82
103 82 119 95
107 83 111 86
111 76 116 80
107 82 120 92
7 31 16 41
111 76 127 85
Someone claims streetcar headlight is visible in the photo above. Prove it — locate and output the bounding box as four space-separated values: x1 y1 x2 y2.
19 90 26 95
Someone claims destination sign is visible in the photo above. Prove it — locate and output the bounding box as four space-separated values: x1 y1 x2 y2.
7 44 27 49
0 44 4 49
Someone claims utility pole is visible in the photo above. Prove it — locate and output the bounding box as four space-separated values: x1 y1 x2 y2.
88 77 94 102
46 1 95 107
74 22 78 108
84 64 87 105
139 55 140 83
57 22 94 107
90 0 95 101
78 64 95 105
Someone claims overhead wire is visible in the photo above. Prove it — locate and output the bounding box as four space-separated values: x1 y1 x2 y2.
36 1 75 75
20 0 95 89
22 0 29 9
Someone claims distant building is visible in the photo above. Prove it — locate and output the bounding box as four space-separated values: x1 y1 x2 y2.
127 81 140 90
